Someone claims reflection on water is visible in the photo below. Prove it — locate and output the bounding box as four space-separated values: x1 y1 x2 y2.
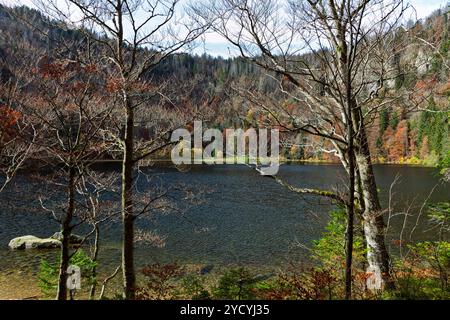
0 164 448 274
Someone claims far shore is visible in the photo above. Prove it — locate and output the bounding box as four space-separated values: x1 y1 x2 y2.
88 158 438 168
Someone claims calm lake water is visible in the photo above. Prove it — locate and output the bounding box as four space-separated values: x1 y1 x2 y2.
0 164 449 274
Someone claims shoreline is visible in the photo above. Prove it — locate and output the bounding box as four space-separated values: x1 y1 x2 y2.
133 157 439 168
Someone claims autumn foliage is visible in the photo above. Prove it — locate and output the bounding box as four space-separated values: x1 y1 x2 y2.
0 104 21 142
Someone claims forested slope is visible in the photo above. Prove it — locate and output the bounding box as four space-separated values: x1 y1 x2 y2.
0 4 448 164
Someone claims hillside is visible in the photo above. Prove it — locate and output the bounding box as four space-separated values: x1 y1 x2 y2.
0 3 448 165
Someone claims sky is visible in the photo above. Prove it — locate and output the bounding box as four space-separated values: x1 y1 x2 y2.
196 0 450 57
1 0 449 57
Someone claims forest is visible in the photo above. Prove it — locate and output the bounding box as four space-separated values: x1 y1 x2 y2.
0 0 449 302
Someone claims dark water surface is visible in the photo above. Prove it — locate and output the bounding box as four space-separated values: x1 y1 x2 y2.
0 164 448 274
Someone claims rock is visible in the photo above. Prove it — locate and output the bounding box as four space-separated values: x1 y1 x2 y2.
50 232 84 244
8 235 61 250
416 49 431 77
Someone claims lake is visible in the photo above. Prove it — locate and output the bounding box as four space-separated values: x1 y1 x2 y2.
0 164 448 276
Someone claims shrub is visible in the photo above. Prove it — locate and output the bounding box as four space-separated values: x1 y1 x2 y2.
37 249 96 298
213 267 258 300
275 267 338 300
37 259 59 297
180 274 211 300
135 263 185 300
311 209 366 272
387 241 450 300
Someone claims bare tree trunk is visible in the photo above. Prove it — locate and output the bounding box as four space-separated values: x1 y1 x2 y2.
344 104 356 300
338 28 356 298
56 166 75 300
56 232 70 300
345 158 355 300
355 125 392 291
89 224 100 300
122 101 135 300
122 213 135 299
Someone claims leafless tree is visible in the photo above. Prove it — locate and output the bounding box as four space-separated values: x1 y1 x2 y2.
0 67 37 192
33 0 209 299
23 54 114 300
76 170 121 299
0 103 36 193
190 0 418 292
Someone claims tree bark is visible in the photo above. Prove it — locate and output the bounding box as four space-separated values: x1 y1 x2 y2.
339 32 356 299
345 109 356 300
56 166 75 300
122 100 135 299
89 223 100 300
354 125 392 291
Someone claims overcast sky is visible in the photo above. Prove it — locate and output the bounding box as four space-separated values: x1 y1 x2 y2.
2 0 449 57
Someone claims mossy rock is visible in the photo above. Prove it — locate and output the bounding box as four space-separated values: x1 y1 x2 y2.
8 235 61 250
